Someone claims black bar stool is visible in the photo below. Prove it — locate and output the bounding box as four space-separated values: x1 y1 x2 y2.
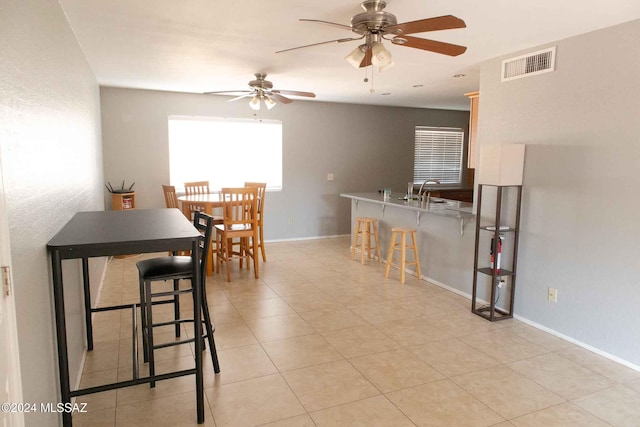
137 211 220 387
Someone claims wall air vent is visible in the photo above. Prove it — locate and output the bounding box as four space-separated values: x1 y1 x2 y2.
501 46 556 82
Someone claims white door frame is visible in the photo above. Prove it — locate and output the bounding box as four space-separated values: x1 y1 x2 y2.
0 146 25 427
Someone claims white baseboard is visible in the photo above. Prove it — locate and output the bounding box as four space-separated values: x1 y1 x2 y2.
267 234 350 243
513 315 640 372
420 274 640 373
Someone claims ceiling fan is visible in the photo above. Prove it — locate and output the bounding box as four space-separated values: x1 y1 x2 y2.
204 73 316 110
276 0 467 71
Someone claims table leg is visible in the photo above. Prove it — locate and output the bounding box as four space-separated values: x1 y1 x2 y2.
51 250 72 427
81 258 93 351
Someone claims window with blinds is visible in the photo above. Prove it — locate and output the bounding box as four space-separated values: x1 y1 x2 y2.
413 126 464 184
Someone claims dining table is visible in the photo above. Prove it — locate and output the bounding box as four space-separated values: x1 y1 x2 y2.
177 193 224 275
47 208 205 426
177 192 224 217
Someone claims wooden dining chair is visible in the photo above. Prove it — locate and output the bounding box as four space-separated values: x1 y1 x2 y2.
162 185 189 256
182 181 224 275
244 182 267 262
183 181 210 216
184 181 210 196
162 185 180 209
215 187 259 282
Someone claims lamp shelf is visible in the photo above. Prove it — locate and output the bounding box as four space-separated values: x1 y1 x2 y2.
471 184 522 322
477 267 514 277
479 225 515 233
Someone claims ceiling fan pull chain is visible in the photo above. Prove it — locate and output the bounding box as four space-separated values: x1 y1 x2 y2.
370 67 375 94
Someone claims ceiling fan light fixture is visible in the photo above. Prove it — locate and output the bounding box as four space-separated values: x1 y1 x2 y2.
249 95 261 110
345 45 366 68
371 42 392 67
264 96 276 110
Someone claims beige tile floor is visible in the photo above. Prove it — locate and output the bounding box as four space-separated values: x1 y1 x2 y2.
74 237 640 426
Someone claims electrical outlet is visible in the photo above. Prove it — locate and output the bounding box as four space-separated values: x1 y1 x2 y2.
327 173 335 181
287 217 293 225
548 287 558 303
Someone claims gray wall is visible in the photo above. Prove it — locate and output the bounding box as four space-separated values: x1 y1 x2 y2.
478 19 640 366
0 0 105 425
100 87 470 240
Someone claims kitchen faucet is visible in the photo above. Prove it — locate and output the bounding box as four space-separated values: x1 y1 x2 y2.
417 179 441 204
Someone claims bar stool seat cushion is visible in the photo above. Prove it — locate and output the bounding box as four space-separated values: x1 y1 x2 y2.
137 256 193 281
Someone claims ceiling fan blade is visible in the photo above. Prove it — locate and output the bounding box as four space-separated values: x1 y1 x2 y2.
228 93 255 102
386 15 466 36
270 93 293 104
203 90 251 95
272 90 316 98
392 35 467 56
276 36 363 53
299 19 352 31
359 47 372 68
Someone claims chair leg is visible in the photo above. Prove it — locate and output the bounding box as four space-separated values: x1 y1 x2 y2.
200 289 220 373
225 237 232 282
207 241 214 276
237 237 244 269
372 221 381 262
215 234 222 274
350 220 360 260
400 232 407 284
411 231 421 279
252 233 259 279
258 223 266 262
384 231 397 278
173 279 181 338
242 237 250 270
144 280 156 388
139 274 148 363
360 223 368 264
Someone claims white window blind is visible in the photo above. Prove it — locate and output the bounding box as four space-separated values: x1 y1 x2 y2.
168 116 282 191
413 126 464 184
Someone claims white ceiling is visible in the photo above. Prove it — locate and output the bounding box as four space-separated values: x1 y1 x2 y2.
59 0 640 110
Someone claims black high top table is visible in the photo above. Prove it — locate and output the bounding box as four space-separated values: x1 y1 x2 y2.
47 208 204 427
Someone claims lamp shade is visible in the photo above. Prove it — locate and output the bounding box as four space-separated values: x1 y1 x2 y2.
477 144 525 185
264 96 276 110
371 42 392 67
249 95 261 110
345 46 366 68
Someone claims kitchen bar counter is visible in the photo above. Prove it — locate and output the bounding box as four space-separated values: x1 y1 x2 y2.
341 192 474 228
341 192 476 295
